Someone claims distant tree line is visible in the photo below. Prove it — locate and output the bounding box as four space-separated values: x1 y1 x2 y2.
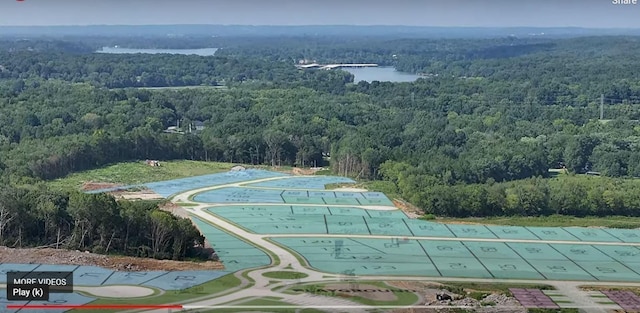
0 51 353 92
2 36 640 220
0 185 206 260
380 164 640 218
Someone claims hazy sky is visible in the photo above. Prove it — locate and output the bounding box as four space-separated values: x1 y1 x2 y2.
1 0 639 28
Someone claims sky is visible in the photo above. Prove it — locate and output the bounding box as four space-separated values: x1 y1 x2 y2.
0 0 639 28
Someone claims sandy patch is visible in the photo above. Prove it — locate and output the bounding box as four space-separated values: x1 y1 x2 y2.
112 189 164 200
325 283 399 301
291 168 323 175
115 192 164 200
75 285 155 298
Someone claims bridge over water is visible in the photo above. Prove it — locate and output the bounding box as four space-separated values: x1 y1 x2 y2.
296 63 378 70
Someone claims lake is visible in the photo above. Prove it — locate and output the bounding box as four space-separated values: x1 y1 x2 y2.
342 66 422 83
96 47 218 56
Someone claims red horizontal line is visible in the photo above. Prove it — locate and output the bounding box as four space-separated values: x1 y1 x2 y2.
7 304 183 309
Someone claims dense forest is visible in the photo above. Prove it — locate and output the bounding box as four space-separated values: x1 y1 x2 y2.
0 186 206 260
0 50 353 90
1 34 640 254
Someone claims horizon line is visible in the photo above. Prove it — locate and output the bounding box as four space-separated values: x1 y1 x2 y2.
1 24 640 30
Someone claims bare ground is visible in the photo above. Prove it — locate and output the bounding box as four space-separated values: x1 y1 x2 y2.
393 199 423 219
81 181 123 191
0 246 224 271
386 281 525 313
159 201 192 219
111 189 164 200
292 167 322 175
324 283 398 301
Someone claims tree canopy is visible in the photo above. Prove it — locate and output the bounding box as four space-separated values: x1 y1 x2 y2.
1 34 640 237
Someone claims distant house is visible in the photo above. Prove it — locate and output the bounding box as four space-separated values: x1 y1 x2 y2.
193 121 205 131
164 126 181 133
164 120 204 134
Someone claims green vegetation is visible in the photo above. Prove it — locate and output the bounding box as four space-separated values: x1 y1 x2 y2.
286 281 419 306
595 301 615 304
437 214 640 228
361 180 402 200
133 85 229 90
314 169 332 175
81 273 242 312
47 160 234 190
3 34 640 254
383 168 640 218
468 291 491 300
0 188 206 260
202 297 325 313
581 286 640 295
262 271 309 279
443 282 554 295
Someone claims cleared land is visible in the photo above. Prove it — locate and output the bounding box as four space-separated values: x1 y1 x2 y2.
47 160 317 191
22 164 640 312
47 160 236 190
0 246 223 271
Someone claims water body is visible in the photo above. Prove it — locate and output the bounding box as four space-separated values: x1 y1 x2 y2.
342 66 422 83
96 47 218 56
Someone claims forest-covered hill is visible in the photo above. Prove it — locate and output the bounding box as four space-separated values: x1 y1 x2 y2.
1 34 640 253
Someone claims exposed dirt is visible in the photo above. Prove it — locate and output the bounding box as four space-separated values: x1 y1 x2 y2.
111 189 164 200
393 199 422 219
582 285 640 295
386 281 525 313
81 181 122 191
387 280 441 291
324 283 398 301
82 182 163 200
159 201 192 219
0 246 224 271
291 167 323 175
